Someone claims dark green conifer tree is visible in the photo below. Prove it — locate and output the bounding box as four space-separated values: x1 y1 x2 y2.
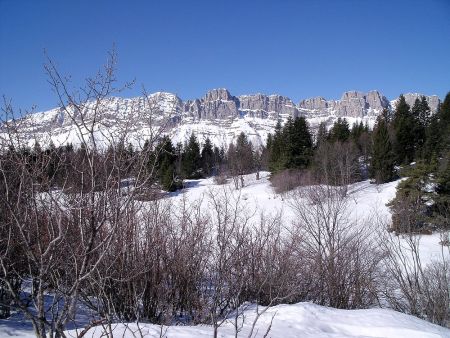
156 136 179 191
212 146 223 169
411 96 431 156
200 137 214 176
350 121 365 142
181 133 201 178
370 113 395 183
392 95 415 164
315 122 328 148
329 117 350 143
285 116 313 169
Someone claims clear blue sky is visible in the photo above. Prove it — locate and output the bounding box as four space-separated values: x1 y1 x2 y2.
1 0 449 114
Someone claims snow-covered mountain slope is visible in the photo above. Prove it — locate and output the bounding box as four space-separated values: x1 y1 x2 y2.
1 89 440 149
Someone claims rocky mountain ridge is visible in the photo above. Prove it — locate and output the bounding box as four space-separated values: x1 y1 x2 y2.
1 89 440 149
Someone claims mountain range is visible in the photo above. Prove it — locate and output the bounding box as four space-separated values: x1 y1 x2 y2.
1 89 440 149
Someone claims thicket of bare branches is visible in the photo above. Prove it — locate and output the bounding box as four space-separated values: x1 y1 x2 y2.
0 51 166 337
380 230 450 326
288 183 383 309
313 140 361 191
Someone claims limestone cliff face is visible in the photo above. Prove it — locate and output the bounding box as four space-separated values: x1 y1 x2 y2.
299 90 391 117
183 89 300 120
366 90 390 112
299 97 329 110
183 89 439 121
185 89 239 120
239 94 299 118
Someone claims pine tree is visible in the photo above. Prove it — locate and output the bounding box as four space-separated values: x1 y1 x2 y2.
388 161 436 233
423 112 441 160
411 96 431 156
201 137 214 176
371 113 395 183
393 94 415 164
268 120 286 172
432 93 450 227
350 121 365 142
315 122 328 148
181 133 201 178
285 116 313 169
212 146 223 169
439 92 450 152
435 151 450 223
268 117 313 172
234 132 254 174
419 96 431 126
155 136 179 191
266 133 273 151
329 117 350 143
45 140 59 181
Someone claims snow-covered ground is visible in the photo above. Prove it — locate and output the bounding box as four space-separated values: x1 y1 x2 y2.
2 302 449 338
1 173 449 337
62 302 449 338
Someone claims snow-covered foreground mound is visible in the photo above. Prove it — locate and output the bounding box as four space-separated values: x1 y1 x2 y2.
62 302 449 338
2 302 448 338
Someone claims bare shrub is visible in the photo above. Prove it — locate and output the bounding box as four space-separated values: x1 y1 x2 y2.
380 230 450 327
213 173 227 185
314 141 360 191
270 169 312 195
288 184 383 309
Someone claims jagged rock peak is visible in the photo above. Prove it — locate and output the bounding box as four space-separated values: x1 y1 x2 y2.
298 96 328 110
366 90 390 110
339 90 389 109
203 88 234 101
340 90 365 100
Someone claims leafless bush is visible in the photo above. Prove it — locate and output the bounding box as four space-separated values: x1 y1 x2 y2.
213 173 227 185
270 169 312 195
288 184 383 309
314 141 360 191
380 230 450 327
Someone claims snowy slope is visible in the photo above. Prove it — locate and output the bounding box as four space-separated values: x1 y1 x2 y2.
62 302 449 338
2 302 448 338
170 172 448 265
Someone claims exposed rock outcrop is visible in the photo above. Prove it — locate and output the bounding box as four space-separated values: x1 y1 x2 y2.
299 90 391 117
184 89 239 120
299 97 329 110
239 94 299 118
